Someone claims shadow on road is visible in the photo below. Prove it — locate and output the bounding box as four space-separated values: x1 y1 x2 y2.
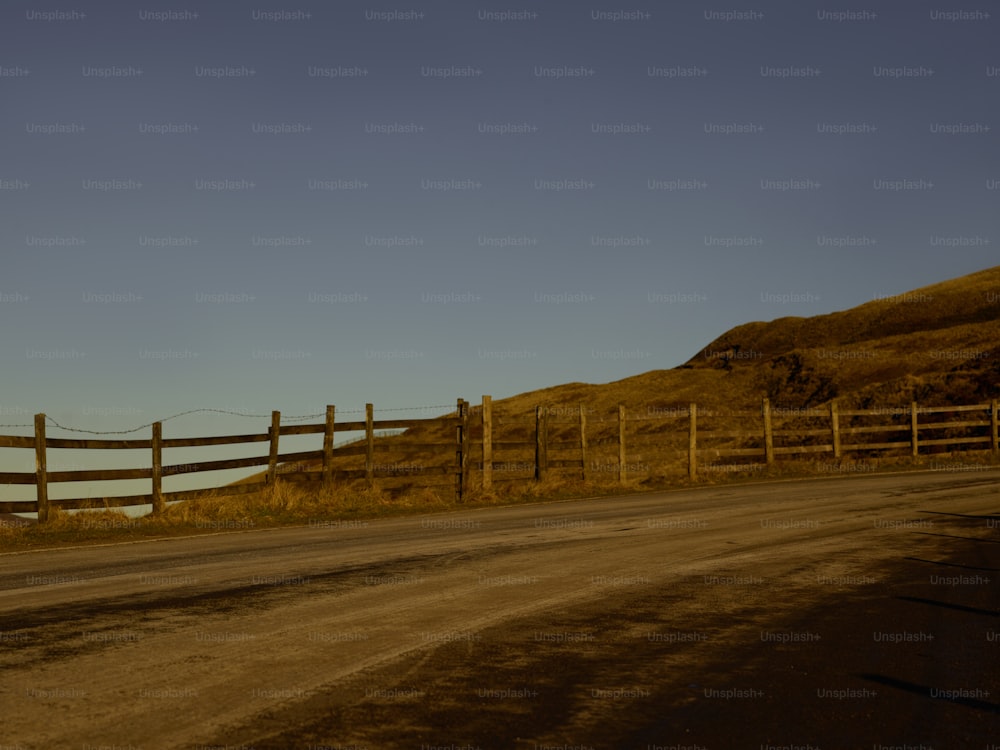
860 673 1000 715
917 510 1000 521
903 555 999 572
913 531 1000 544
897 595 1000 618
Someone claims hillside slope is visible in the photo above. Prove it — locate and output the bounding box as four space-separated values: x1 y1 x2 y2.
478 266 1000 419
262 266 1000 486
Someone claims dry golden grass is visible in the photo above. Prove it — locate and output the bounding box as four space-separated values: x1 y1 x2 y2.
0 474 623 550
0 482 396 550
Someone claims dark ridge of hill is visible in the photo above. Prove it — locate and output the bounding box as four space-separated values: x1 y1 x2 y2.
688 265 1000 364
673 265 1000 410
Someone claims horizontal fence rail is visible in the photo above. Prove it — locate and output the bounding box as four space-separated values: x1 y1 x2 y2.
1 396 997 523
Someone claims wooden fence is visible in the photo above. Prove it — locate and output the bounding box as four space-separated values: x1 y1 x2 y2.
470 397 999 486
1 396 997 523
680 398 999 478
0 400 470 522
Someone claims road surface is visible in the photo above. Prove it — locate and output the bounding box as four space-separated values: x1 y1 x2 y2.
1 470 998 748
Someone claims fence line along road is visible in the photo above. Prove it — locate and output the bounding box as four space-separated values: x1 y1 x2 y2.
0 396 997 523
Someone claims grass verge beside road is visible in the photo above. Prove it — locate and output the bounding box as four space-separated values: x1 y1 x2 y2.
1 451 997 552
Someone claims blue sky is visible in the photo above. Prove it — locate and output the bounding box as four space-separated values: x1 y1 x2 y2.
1 1 997 505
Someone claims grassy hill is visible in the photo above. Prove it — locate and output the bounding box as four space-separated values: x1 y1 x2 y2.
270 265 1000 493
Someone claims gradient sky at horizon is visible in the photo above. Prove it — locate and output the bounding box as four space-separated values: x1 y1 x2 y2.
1 0 998 503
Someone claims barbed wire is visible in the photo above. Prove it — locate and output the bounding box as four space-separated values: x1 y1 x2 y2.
373 404 457 412
0 404 460 435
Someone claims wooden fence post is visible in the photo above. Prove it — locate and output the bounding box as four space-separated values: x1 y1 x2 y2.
762 397 774 465
990 399 1000 453
618 404 627 484
688 403 697 480
481 395 492 491
830 399 841 459
454 399 465 500
579 404 588 481
322 405 336 487
34 413 49 523
365 403 374 489
267 411 281 485
457 398 469 500
535 406 548 482
151 421 164 515
992 399 998 455
910 401 919 457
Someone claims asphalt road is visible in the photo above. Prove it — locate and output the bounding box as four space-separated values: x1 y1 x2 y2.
1 470 999 749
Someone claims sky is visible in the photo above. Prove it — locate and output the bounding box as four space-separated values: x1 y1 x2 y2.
1 0 998 506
